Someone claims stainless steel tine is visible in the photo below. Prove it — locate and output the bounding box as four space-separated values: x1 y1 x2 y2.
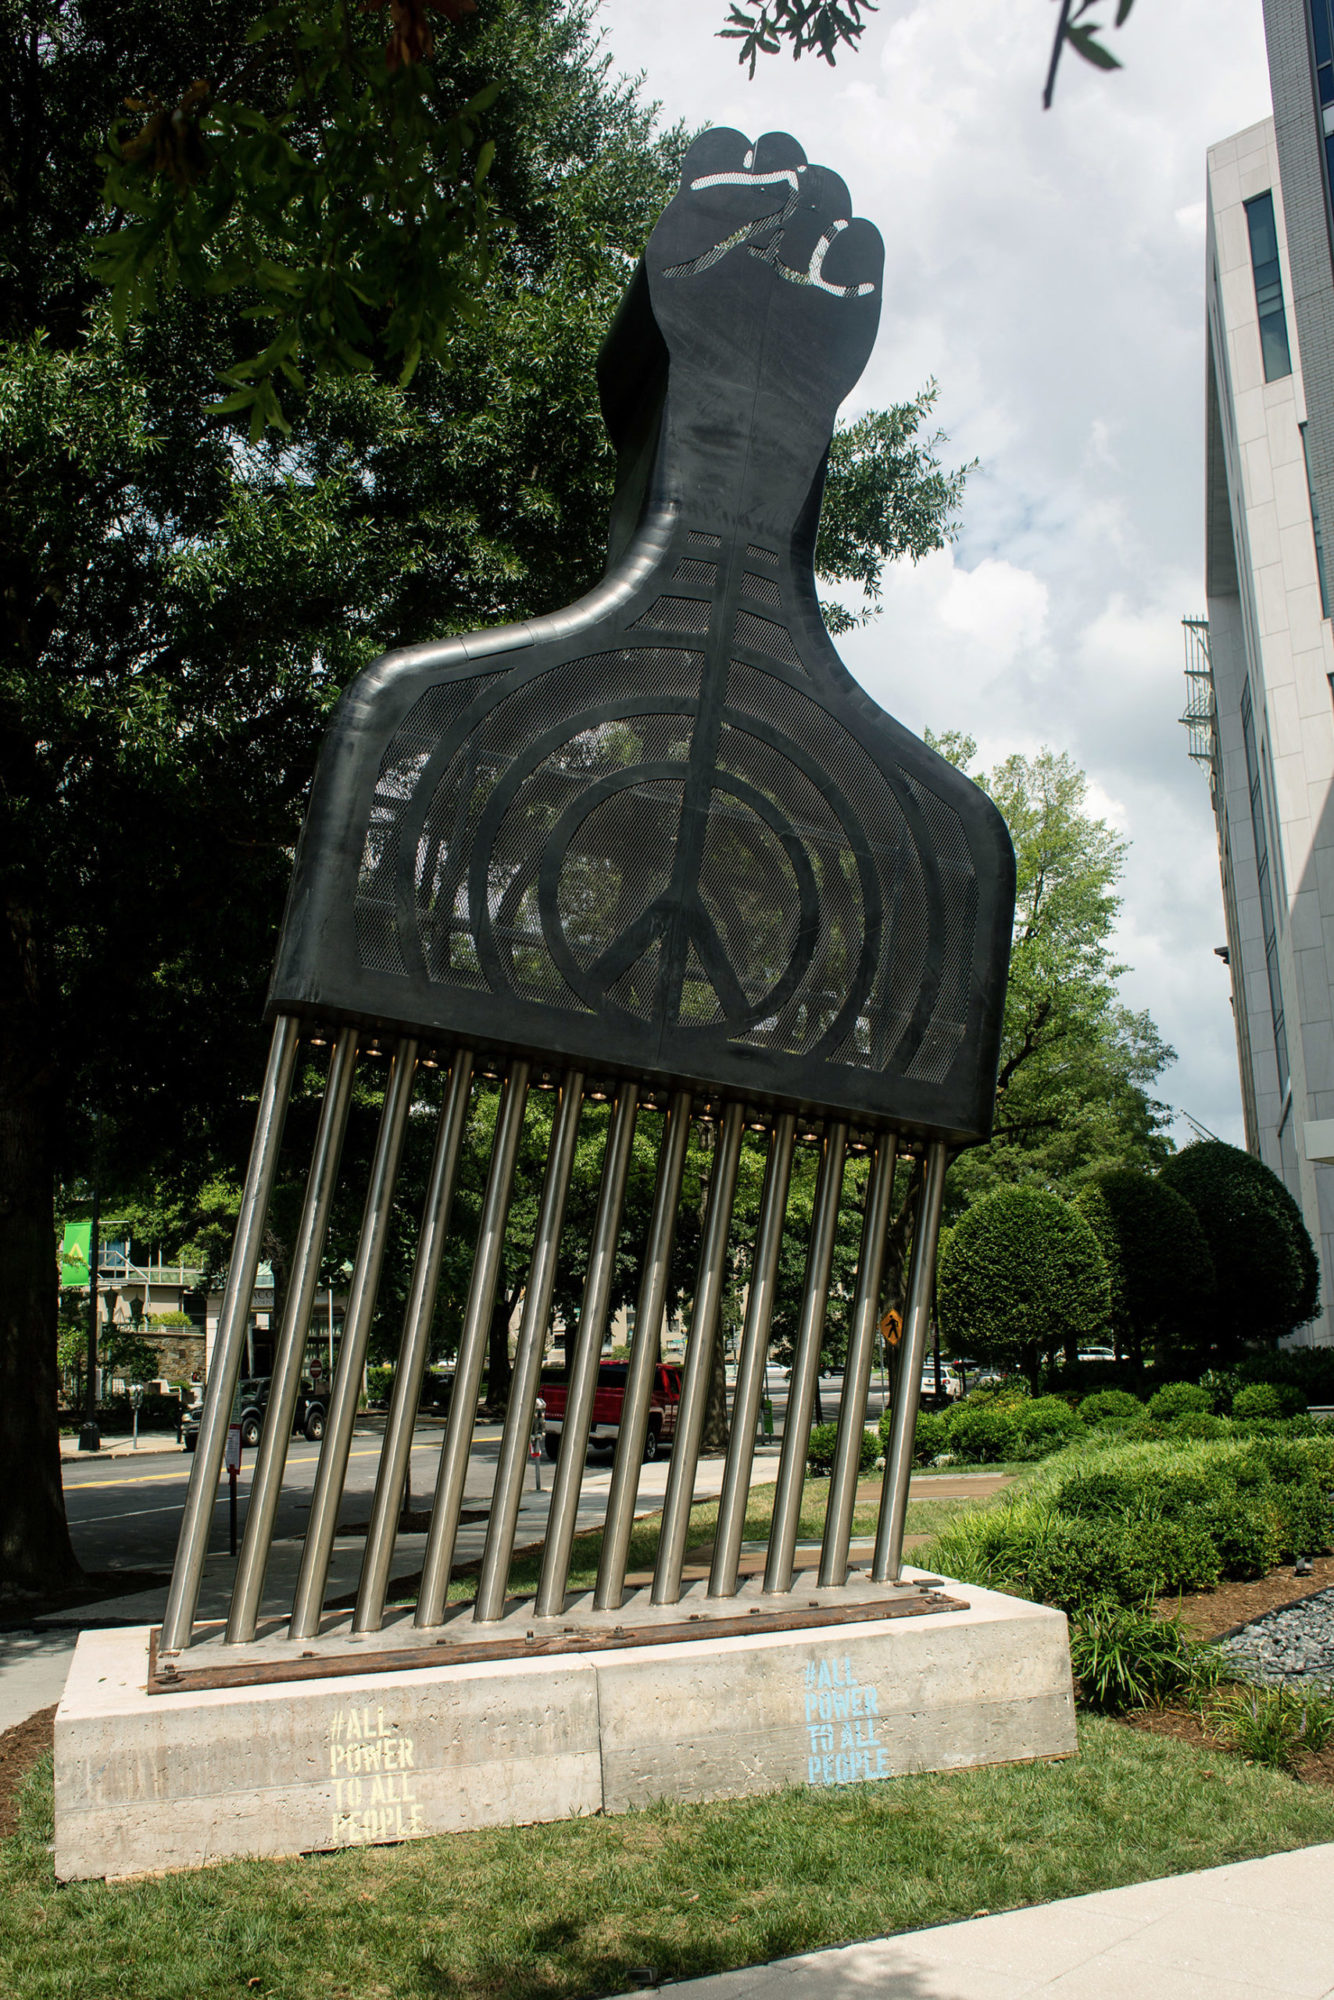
415 1059 532 1628
353 1050 475 1635
873 1141 949 1583
652 1099 745 1607
473 1072 586 1622
161 1016 300 1654
226 1025 360 1644
289 1037 420 1640
593 1088 692 1612
709 1112 796 1600
819 1132 899 1588
536 1083 640 1618
764 1121 849 1595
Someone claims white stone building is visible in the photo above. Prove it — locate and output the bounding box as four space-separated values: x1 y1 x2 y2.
1202 76 1334 1342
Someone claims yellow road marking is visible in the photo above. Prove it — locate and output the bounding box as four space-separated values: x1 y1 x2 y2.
64 1445 405 1492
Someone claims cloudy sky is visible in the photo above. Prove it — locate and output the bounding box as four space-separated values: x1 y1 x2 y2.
605 0 1275 1146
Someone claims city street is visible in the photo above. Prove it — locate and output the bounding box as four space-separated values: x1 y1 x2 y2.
55 1362 900 1578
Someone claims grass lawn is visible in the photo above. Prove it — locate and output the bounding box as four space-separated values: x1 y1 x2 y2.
6 1720 1334 1998
434 1473 1016 1608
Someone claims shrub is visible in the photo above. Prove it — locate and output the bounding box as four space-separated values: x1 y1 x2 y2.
943 1399 1020 1464
1075 1169 1215 1363
1069 1604 1199 1713
1012 1396 1082 1459
1271 1484 1334 1561
1160 1140 1319 1351
1053 1466 1152 1519
938 1184 1111 1385
1137 1517 1222 1594
1168 1411 1227 1440
1200 1498 1280 1579
365 1365 394 1406
1232 1380 1306 1420
807 1424 880 1476
903 1408 950 1466
1078 1388 1143 1426
1147 1380 1213 1421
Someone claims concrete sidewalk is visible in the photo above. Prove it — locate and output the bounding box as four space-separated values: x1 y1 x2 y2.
615 1843 1334 1998
59 1431 183 1459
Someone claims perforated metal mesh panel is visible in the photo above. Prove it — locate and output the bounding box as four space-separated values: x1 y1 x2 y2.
269 126 1013 1143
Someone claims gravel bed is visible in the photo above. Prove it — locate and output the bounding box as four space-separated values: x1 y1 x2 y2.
1219 1585 1334 1688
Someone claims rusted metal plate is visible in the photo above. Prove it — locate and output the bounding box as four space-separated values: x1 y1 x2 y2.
147 1588 965 1695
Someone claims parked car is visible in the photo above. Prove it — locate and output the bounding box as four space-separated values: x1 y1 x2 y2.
181 1377 327 1451
538 1360 682 1462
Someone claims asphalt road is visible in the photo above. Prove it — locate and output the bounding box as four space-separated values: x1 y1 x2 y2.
59 1363 901 1577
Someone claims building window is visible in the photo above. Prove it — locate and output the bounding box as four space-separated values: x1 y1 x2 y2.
1241 680 1290 1095
1245 193 1293 382
1313 0 1334 104
1302 425 1331 615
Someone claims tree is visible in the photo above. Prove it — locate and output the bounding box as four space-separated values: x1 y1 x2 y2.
937 1183 1111 1391
718 0 1140 107
3 0 977 1591
1159 1141 1319 1357
1074 1168 1215 1370
928 738 1173 1219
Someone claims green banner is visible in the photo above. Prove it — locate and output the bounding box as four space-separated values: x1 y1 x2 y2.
60 1220 92 1289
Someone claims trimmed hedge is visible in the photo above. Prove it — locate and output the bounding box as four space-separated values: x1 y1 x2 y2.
806 1424 880 1477
927 1434 1334 1615
1078 1388 1143 1426
1160 1140 1319 1349
1146 1380 1213 1421
937 1184 1111 1382
887 1392 1082 1467
1075 1168 1214 1358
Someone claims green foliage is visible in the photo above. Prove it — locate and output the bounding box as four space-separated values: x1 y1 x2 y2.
365 1365 394 1406
1210 1684 1334 1771
95 0 499 437
1227 1348 1334 1403
1160 1142 1319 1354
719 0 1139 108
928 1434 1334 1617
904 1407 950 1466
1168 1411 1227 1440
1232 1381 1306 1421
1199 1498 1280 1579
938 1184 1111 1383
97 1327 160 1381
817 390 973 632
1075 1169 1214 1366
805 1424 879 1477
1146 1381 1213 1421
929 744 1174 1213
1078 1388 1143 1426
719 0 877 76
1068 1605 1199 1714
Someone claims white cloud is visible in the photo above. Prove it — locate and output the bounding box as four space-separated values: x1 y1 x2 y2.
603 0 1272 1147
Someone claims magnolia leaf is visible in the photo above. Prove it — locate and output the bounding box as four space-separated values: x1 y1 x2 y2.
1065 21 1123 69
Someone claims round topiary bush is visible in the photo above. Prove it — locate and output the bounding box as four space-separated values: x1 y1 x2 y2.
941 1398 1020 1463
1232 1381 1305 1420
1146 1380 1213 1421
1078 1388 1144 1426
1167 1410 1227 1439
938 1184 1111 1388
1075 1168 1215 1364
1012 1395 1083 1459
1160 1140 1319 1351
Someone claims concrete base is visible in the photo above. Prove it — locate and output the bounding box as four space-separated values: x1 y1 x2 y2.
54 1570 1075 1881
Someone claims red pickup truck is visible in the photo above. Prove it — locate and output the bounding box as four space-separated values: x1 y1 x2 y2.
539 1360 682 1462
